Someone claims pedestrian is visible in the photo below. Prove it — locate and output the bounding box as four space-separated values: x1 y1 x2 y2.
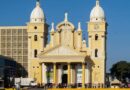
15 83 20 90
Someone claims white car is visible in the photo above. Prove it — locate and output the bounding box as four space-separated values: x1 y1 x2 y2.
30 81 37 87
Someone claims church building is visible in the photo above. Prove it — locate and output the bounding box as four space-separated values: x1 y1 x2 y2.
0 0 107 88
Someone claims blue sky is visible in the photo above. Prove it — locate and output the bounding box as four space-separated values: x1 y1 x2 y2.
0 0 130 72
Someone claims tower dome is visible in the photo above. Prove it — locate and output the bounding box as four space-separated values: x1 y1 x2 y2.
30 0 45 23
90 0 105 22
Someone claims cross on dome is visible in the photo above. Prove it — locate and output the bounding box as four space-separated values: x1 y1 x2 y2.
96 0 100 6
36 0 40 6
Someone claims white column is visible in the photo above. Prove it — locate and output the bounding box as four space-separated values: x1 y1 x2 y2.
58 65 62 83
85 63 90 83
76 64 82 84
42 63 47 84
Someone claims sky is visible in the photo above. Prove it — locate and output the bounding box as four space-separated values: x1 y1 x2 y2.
0 0 130 72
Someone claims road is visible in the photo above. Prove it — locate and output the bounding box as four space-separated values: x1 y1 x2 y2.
27 87 47 90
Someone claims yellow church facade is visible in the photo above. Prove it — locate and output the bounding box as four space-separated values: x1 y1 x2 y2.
28 0 107 88
0 0 107 88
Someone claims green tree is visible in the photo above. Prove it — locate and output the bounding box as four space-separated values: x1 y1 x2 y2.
110 61 130 82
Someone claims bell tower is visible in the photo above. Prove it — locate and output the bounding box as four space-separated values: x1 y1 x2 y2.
27 0 48 83
88 0 107 85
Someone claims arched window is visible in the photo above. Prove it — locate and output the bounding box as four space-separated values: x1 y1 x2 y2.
95 34 98 40
95 49 98 57
34 35 38 41
34 49 37 58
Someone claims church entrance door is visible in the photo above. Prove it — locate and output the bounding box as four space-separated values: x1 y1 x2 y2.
62 74 68 84
62 65 68 86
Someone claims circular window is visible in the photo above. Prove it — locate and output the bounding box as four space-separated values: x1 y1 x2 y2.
34 26 37 30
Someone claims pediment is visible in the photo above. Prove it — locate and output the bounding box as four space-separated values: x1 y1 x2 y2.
39 46 82 56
